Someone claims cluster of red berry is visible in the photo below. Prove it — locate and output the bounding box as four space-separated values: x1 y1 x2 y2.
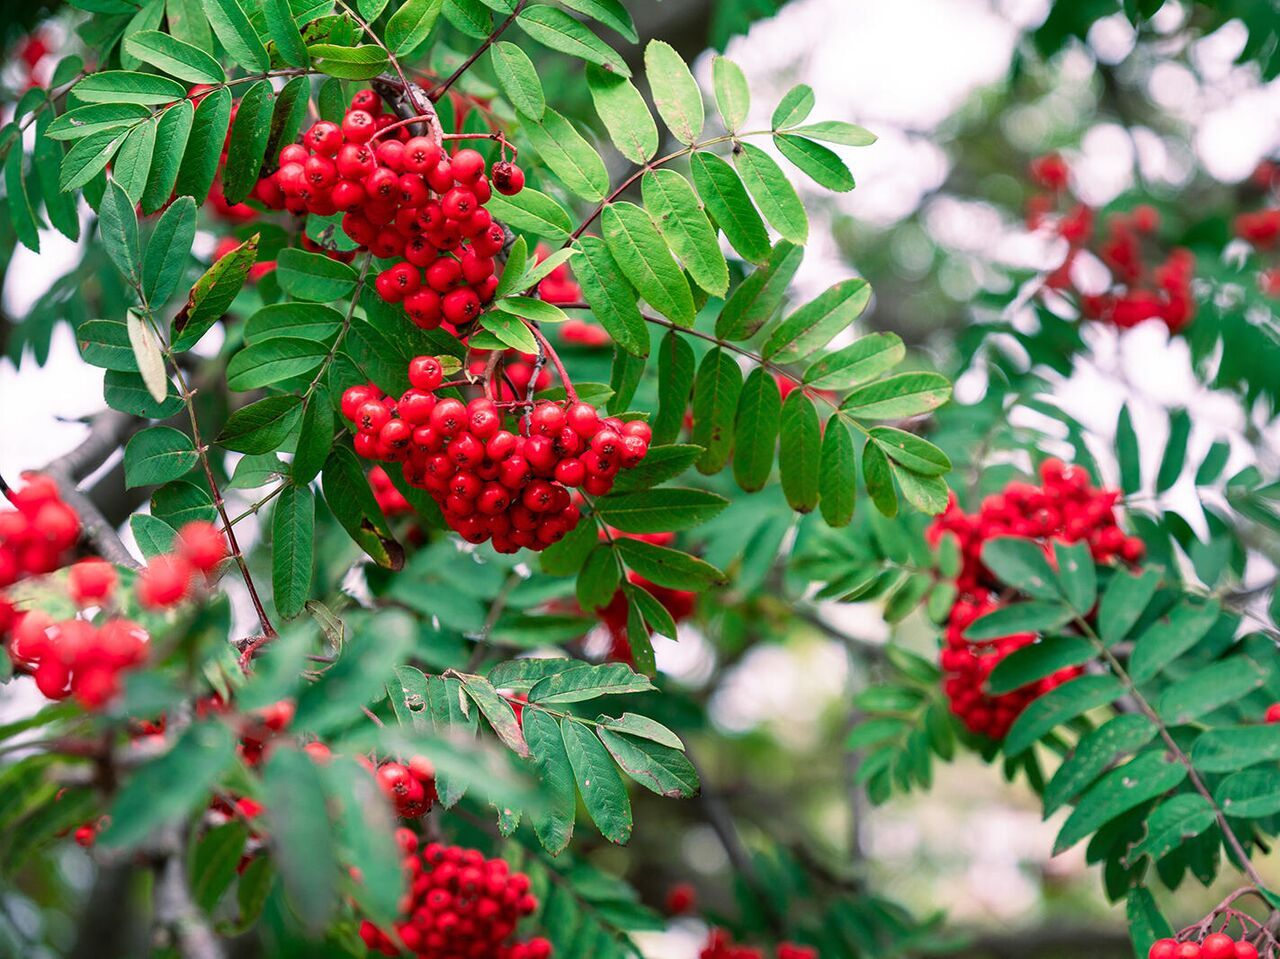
927 458 1142 738
1149 933 1264 959
360 834 549 959
1234 162 1280 297
341 355 651 552
253 88 523 332
0 473 79 586
13 30 52 90
370 465 415 518
1026 153 1196 333
367 756 438 818
5 515 224 709
699 929 817 959
597 531 695 664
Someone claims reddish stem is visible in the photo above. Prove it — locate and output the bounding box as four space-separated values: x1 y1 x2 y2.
526 323 576 403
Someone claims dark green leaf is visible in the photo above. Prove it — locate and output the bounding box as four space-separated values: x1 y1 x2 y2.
1098 568 1161 646
1053 540 1097 614
779 390 820 512
206 0 271 71
222 79 273 204
1156 408 1190 493
1128 599 1221 684
216 394 303 454
523 709 575 854
862 437 897 517
690 347 743 474
733 142 807 244
964 601 1074 640
690 151 771 264
1004 674 1124 756
124 426 197 488
141 100 195 214
594 487 729 533
272 483 315 618
529 662 654 704
1053 750 1187 853
484 187 573 239
306 44 389 79
652 331 695 446
123 30 225 82
320 445 403 568
987 636 1095 695
979 535 1062 599
1116 405 1141 495
602 201 695 326
491 40 544 120
226 337 329 390
265 0 310 66
585 64 655 165
819 415 856 526
641 169 728 296
840 372 951 420
72 71 186 105
1215 769 1280 818
1157 656 1266 724
1125 793 1213 865
142 196 196 304
175 86 232 203
1193 725 1280 773
275 248 358 301
732 367 781 491
598 729 699 798
293 387 334 483
261 747 338 933
615 537 726 590
611 444 701 494
869 426 951 477
1043 713 1156 815
763 278 870 362
561 718 632 843
573 237 649 357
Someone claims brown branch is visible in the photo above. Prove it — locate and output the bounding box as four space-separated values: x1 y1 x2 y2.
429 0 529 102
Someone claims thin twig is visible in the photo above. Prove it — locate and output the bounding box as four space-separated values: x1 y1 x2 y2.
429 0 529 101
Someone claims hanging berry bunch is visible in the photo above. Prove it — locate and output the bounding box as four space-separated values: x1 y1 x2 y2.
254 88 524 333
341 355 650 552
359 834 550 958
926 458 1142 738
1026 153 1196 333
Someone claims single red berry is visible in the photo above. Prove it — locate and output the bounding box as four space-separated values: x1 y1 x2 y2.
450 149 485 183
177 520 228 573
68 558 117 605
491 161 525 195
408 355 444 391
137 554 194 609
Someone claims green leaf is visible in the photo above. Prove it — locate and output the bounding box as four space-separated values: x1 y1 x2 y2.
626 583 679 641
99 179 141 283
779 390 821 512
191 822 249 913
529 662 655 704
644 40 703 144
275 248 358 301
641 169 729 296
172 233 257 350
561 719 632 843
226 337 329 390
77 319 138 371
558 0 636 41
594 487 729 533
986 636 1094 695
771 84 814 129
597 712 683 750
1116 405 1141 495
123 30 225 82
572 238 649 357
272 483 315 619
111 117 158 204
690 347 744 474
1128 599 1221 684
151 480 217 527
1043 713 1156 815
245 303 344 344
774 134 855 191
205 0 271 72
964 601 1074 640
519 106 609 202
47 103 150 140
576 545 621 611
263 75 310 177
652 331 695 446
491 41 544 120
862 438 897 517
539 519 597 576
483 188 574 239
103 369 183 418
1157 656 1266 724
1127 887 1174 959
141 100 194 215
131 513 178 558
733 142 808 244
306 44 390 79
732 367 781 491
222 79 273 204
598 729 699 798
124 426 197 488
585 64 656 165
59 127 128 192
167 0 215 52
99 723 235 849
460 676 529 756
689 151 771 264
479 310 538 353
1215 769 1280 818
1053 750 1187 854
1053 540 1097 614
1003 674 1124 756
1098 568 1161 646
1196 440 1231 486
444 0 490 38
614 537 726 591
978 536 1062 600
216 395 303 454
493 236 528 299
1125 793 1214 865
1193 725 1280 773
492 295 569 325
819 415 856 527
386 0 443 54
516 6 629 76
320 446 403 568
763 278 871 362
523 708 576 854
293 387 334 484
869 426 951 477
320 756 401 926
601 202 696 326
265 0 310 66
789 120 876 146
261 747 338 933
715 238 803 340
1156 408 1190 493
611 444 701 494
175 86 232 204
840 372 951 420
142 196 196 305
72 71 186 105
711 55 749 131
890 465 948 514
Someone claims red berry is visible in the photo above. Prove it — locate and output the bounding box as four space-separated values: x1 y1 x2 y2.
492 161 525 195
177 520 228 573
68 559 117 605
408 356 444 391
137 554 194 609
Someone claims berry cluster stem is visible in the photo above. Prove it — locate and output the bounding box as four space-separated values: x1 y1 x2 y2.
525 322 576 403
